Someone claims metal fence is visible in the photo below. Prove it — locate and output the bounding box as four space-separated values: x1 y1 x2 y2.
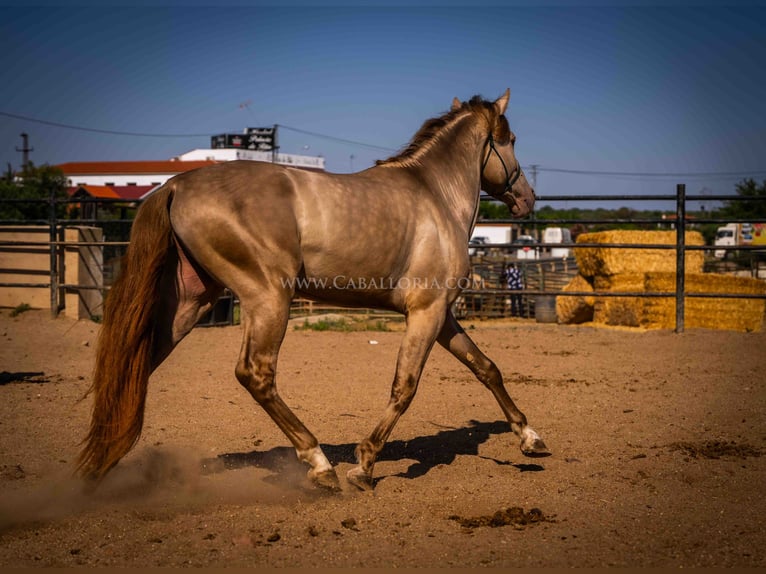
1 183 764 333
464 184 766 332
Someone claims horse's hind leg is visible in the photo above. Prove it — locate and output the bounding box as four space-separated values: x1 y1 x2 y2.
235 289 339 491
437 310 549 457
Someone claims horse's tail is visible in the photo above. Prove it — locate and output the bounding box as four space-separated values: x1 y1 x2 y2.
77 185 175 481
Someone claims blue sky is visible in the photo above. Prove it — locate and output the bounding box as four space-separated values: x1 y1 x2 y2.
1 1 765 211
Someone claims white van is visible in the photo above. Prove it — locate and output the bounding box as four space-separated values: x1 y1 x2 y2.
542 227 573 258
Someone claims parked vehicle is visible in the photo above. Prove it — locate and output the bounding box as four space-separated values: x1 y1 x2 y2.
713 222 766 258
470 224 513 245
542 227 573 258
513 234 539 260
468 236 489 256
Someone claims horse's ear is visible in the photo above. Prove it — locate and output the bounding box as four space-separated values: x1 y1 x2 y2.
494 89 510 115
451 97 462 111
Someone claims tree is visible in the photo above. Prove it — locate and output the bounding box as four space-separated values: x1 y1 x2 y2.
719 178 766 219
477 200 509 219
0 163 69 221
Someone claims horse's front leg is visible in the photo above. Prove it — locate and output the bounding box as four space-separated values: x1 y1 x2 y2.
347 301 447 490
437 309 549 457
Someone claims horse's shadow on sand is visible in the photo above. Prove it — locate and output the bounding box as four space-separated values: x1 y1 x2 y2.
202 419 545 488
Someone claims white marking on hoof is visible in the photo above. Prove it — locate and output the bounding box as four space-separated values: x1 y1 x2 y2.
299 446 341 490
520 427 550 456
297 446 333 474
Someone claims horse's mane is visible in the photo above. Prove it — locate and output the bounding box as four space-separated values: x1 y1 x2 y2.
376 95 508 167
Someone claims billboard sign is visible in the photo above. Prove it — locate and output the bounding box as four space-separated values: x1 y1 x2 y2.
211 127 277 151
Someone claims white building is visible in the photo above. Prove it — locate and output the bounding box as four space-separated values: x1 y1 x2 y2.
59 160 220 189
175 148 324 171
57 146 325 201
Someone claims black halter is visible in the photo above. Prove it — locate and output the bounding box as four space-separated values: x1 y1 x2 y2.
481 132 521 194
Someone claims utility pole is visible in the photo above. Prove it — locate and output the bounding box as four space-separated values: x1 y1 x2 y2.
528 164 539 243
529 164 539 190
271 124 279 164
16 132 33 171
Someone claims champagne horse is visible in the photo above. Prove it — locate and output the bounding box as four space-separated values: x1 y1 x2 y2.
78 89 549 491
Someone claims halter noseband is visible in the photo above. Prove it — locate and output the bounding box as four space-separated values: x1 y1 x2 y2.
481 132 521 194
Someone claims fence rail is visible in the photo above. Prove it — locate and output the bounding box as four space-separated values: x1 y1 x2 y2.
1 183 765 332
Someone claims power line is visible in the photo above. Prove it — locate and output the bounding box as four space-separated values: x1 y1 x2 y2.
0 111 395 151
0 111 209 138
3 110 765 179
535 166 766 178
277 124 396 153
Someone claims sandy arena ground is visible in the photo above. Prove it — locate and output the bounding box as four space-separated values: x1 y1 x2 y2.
0 308 764 567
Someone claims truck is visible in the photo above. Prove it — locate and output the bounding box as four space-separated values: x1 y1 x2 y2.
471 223 513 245
542 227 573 258
713 222 766 258
469 224 513 256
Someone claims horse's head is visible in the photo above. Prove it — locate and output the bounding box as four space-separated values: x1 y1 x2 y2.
459 89 535 218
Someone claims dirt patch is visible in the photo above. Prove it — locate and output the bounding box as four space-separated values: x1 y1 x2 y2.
449 506 555 529
0 309 765 567
0 464 26 480
670 440 762 459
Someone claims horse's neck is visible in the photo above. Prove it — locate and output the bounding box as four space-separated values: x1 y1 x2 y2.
413 116 485 230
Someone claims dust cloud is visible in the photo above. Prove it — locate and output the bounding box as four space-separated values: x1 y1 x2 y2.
0 446 320 532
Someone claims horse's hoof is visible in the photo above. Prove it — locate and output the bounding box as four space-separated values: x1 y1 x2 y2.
522 438 551 457
520 428 551 457
308 468 342 492
346 466 373 491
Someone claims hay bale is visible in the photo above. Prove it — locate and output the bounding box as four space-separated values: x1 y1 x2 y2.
591 271 765 331
642 272 766 332
593 274 645 327
574 230 705 277
556 274 595 324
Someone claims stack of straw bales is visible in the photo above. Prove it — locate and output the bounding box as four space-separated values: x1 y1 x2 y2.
573 230 705 276
643 272 766 331
555 230 766 331
555 274 595 325
592 273 646 327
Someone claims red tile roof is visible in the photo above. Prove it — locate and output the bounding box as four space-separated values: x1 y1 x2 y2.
114 185 157 200
68 185 120 199
57 160 220 175
67 184 157 201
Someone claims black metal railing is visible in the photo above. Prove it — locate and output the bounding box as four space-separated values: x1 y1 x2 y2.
465 184 765 332
1 184 765 332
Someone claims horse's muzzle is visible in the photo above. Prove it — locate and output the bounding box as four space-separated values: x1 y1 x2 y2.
503 184 535 219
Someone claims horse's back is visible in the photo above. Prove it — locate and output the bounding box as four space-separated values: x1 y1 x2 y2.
163 159 467 308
